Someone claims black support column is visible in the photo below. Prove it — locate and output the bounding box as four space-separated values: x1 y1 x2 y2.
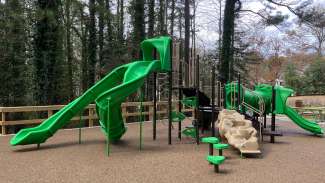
271 86 276 143
211 66 216 137
168 40 173 145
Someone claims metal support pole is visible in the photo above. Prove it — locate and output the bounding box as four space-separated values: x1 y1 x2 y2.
214 165 219 173
209 144 213 155
106 99 111 156
178 50 183 140
79 111 82 144
217 82 221 108
271 86 276 143
237 73 241 112
264 113 267 128
195 55 200 145
168 40 173 145
153 49 157 140
139 88 144 150
211 66 216 137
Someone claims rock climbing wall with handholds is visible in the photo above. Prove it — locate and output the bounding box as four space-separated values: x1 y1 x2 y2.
218 109 259 152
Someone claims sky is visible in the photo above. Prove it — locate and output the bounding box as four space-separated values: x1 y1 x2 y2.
195 0 325 51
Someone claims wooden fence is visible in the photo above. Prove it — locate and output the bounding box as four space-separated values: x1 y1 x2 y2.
0 101 194 135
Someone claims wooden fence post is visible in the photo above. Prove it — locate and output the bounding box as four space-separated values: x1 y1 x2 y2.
48 110 53 117
88 108 94 127
122 104 127 122
149 102 154 121
1 112 6 135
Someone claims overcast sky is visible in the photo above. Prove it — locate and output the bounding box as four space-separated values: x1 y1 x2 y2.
195 0 325 50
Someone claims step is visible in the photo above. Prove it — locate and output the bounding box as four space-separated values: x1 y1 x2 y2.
201 137 220 144
206 155 225 165
213 143 229 150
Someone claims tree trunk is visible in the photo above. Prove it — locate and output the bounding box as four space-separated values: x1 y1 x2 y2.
220 0 236 83
88 0 97 86
65 0 74 100
184 0 190 86
148 0 155 38
98 0 105 79
170 0 175 36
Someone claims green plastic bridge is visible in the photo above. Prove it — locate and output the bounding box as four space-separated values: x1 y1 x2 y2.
10 36 172 146
225 83 324 135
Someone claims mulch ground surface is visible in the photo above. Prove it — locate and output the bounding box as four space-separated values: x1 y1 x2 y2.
1 119 324 183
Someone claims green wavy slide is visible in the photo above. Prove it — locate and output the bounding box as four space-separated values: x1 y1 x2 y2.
10 36 171 146
225 83 323 135
284 106 323 135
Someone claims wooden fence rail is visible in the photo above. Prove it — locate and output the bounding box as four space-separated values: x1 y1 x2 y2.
0 101 194 135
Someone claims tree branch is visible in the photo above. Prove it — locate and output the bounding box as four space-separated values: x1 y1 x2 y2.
266 0 303 18
240 9 282 31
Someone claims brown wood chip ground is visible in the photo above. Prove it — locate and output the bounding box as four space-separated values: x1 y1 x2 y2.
0 119 324 183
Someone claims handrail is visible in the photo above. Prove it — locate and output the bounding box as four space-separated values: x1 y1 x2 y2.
241 86 265 116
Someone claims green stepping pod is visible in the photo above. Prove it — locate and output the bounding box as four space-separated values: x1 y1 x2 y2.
181 97 197 108
182 128 197 138
10 36 172 146
171 111 186 122
201 137 220 144
213 143 229 150
206 155 225 165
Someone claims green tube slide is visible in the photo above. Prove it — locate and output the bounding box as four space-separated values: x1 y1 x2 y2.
10 36 171 146
225 83 323 135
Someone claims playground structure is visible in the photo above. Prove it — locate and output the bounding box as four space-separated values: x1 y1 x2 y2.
225 81 324 143
7 36 324 174
10 36 223 153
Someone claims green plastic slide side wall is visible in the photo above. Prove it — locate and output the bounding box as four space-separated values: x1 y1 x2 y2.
141 36 171 72
274 85 293 114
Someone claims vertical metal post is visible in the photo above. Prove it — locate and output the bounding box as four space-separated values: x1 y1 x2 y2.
211 66 216 137
271 86 276 143
264 113 267 128
79 111 82 144
139 88 144 150
237 73 241 112
168 40 173 145
209 144 213 156
153 49 157 140
106 98 111 156
217 82 220 108
195 55 200 145
178 56 183 140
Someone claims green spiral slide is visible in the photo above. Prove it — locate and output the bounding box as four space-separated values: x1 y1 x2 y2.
10 36 171 146
225 83 323 135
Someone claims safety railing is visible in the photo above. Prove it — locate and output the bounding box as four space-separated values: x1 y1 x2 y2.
0 101 194 135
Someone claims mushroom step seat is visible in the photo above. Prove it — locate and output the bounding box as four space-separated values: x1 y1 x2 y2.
201 137 220 156
206 155 225 173
213 143 230 156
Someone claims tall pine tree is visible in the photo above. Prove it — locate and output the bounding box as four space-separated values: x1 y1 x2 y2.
34 0 67 105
